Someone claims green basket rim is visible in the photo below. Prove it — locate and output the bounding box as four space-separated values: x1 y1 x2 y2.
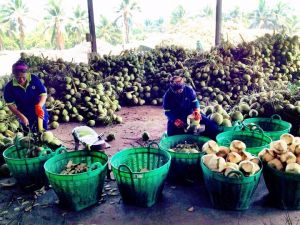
216 130 272 146
243 117 292 133
3 145 54 163
110 147 171 174
44 150 108 177
159 134 211 156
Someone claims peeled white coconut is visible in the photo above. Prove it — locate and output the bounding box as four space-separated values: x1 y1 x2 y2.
202 140 220 154
230 140 246 152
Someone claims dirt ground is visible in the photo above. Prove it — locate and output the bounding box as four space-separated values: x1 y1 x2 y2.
0 106 300 225
51 105 167 156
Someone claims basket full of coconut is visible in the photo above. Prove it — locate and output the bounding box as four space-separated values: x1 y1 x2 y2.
259 133 300 209
201 140 262 210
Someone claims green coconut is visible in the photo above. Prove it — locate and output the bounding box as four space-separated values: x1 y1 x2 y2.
230 111 244 121
106 133 115 142
210 113 223 125
50 121 59 129
213 105 223 113
115 116 123 124
76 115 84 122
239 103 250 114
41 131 54 143
49 137 62 148
142 131 150 141
222 119 232 127
87 120 96 127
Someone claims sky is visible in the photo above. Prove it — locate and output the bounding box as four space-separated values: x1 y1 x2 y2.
4 0 300 32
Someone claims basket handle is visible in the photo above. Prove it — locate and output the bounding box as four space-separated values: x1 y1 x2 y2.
118 164 135 191
88 162 103 172
251 126 265 135
233 121 251 132
118 164 133 174
147 141 160 150
227 170 244 179
271 114 281 121
38 147 52 157
147 141 160 170
55 146 67 155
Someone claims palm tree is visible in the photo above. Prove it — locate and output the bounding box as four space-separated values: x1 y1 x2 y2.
270 1 291 31
66 5 88 45
0 0 29 49
201 5 213 18
97 15 122 45
170 5 186 25
249 0 273 29
144 17 164 32
44 0 65 50
115 0 141 44
224 6 242 22
286 15 300 35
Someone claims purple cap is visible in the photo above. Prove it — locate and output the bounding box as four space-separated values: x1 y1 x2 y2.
12 61 28 74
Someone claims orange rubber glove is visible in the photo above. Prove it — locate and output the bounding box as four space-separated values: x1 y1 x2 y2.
174 119 185 128
35 104 44 119
193 109 201 121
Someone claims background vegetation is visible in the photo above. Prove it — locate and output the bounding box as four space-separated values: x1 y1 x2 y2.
0 0 299 51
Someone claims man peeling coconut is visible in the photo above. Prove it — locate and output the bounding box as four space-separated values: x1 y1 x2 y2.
163 75 218 137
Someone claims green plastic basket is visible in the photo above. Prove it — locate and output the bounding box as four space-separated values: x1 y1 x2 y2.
3 145 55 189
44 150 108 211
243 114 292 141
159 134 211 182
201 158 262 210
110 142 171 207
263 162 300 209
216 128 272 156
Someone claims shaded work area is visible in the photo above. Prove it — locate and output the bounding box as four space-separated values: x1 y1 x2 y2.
0 176 299 225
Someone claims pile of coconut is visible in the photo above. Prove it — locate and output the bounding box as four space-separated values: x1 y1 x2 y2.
258 134 300 173
202 140 261 177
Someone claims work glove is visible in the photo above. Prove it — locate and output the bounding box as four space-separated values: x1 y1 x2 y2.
193 109 201 121
35 104 44 119
174 119 185 128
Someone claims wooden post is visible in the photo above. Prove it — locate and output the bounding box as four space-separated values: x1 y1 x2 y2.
215 0 222 46
87 0 97 53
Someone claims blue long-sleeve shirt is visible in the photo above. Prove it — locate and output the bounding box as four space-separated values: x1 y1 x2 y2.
163 85 200 123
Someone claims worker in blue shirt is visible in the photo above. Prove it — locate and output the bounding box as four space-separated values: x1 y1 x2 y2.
163 76 218 137
4 60 48 132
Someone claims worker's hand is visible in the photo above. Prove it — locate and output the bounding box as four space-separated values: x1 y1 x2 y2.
193 109 201 121
19 115 29 126
35 104 44 119
174 119 185 128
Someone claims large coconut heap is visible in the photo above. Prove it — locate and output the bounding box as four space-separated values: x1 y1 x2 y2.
0 33 298 133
